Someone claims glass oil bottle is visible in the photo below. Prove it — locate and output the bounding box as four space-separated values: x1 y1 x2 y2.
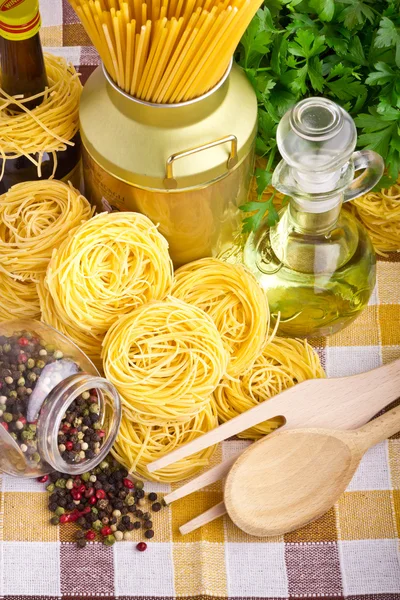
244 98 384 338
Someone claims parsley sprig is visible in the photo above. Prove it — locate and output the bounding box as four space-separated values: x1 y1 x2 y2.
237 0 400 230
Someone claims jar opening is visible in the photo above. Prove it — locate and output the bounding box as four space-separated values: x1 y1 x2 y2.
38 373 121 476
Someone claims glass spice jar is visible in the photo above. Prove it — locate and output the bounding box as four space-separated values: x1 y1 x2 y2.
0 320 121 478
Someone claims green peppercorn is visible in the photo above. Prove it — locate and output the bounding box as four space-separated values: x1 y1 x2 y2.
55 507 65 516
55 478 66 488
27 358 35 369
9 391 17 399
81 472 91 482
36 360 46 369
93 520 102 532
135 480 144 490
27 372 37 382
103 534 116 546
32 452 41 463
99 460 109 470
21 430 34 440
125 496 135 506
3 412 13 423
50 516 60 525
53 350 63 359
46 483 55 492
91 507 98 515
89 404 100 415
3 343 11 353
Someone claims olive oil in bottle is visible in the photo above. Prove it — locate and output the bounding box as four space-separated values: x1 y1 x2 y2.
244 98 384 338
0 0 81 193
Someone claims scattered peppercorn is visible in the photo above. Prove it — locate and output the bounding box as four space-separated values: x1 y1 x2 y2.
136 542 147 552
152 502 162 512
145 529 155 539
148 492 157 501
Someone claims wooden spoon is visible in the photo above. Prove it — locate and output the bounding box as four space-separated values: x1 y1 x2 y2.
224 404 400 537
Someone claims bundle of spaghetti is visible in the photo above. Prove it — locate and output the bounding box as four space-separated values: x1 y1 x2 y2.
43 212 173 339
172 258 270 377
111 400 218 481
0 54 82 180
102 297 229 425
214 337 325 439
37 278 104 370
350 177 400 256
0 273 40 321
68 0 263 102
0 180 93 282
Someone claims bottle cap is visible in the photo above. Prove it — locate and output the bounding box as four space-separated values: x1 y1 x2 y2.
0 0 41 41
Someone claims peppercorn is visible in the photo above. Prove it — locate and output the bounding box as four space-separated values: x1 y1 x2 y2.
77 538 87 549
148 492 157 501
144 520 153 529
49 502 58 512
103 534 116 546
142 512 151 520
136 542 147 552
135 509 143 518
50 516 60 525
76 530 85 540
145 529 154 539
133 521 141 530
135 480 144 490
152 502 162 512
55 507 65 516
136 489 145 499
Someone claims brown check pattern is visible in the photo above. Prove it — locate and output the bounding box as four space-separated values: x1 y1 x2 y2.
0 1 399 597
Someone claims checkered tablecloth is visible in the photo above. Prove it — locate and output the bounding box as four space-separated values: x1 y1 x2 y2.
0 2 399 598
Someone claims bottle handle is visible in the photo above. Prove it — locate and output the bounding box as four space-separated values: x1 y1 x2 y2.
343 150 384 203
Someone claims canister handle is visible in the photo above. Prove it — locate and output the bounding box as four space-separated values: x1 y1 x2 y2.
163 135 238 190
343 150 384 203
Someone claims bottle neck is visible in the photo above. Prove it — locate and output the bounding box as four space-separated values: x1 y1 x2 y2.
288 196 342 235
0 31 48 111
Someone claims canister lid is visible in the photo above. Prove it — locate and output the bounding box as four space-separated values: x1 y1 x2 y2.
79 63 257 191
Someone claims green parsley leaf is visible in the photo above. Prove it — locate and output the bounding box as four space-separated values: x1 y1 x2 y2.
288 29 326 58
337 0 375 30
375 17 400 67
309 0 335 22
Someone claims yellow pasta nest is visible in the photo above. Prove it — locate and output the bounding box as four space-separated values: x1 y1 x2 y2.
214 337 325 439
112 401 218 482
350 177 400 256
0 53 82 179
37 278 103 370
43 211 173 339
0 273 40 321
172 257 270 377
102 297 229 425
0 180 93 282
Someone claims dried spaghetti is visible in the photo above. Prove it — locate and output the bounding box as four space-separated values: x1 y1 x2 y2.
43 212 173 338
102 298 228 425
111 401 218 482
0 53 82 180
172 258 270 377
0 180 93 282
69 0 263 102
350 177 400 256
214 337 325 439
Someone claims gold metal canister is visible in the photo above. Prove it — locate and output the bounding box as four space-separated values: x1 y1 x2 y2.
80 62 257 266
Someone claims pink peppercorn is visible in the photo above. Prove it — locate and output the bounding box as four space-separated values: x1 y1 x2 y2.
37 475 49 483
89 496 97 505
18 337 29 346
136 542 147 552
18 353 27 364
98 430 105 438
65 441 73 451
101 526 112 536
96 489 106 499
59 514 70 524
78 484 86 494
1 422 8 431
84 487 95 498
71 491 82 501
81 506 91 515
123 478 134 489
85 530 96 541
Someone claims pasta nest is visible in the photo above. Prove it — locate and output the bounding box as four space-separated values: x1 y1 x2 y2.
111 401 218 482
0 180 93 282
43 211 173 337
172 257 270 377
214 337 325 439
102 297 229 425
0 53 82 175
0 272 40 321
349 176 400 256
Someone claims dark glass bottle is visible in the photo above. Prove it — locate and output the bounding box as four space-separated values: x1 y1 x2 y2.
0 0 81 193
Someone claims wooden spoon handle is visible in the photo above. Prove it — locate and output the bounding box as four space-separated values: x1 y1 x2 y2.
179 501 226 535
355 404 400 453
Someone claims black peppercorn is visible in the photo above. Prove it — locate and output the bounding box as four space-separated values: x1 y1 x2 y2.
143 520 153 529
144 529 154 539
135 509 143 518
77 538 87 548
133 521 141 529
49 502 58 512
152 502 162 512
148 492 157 501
